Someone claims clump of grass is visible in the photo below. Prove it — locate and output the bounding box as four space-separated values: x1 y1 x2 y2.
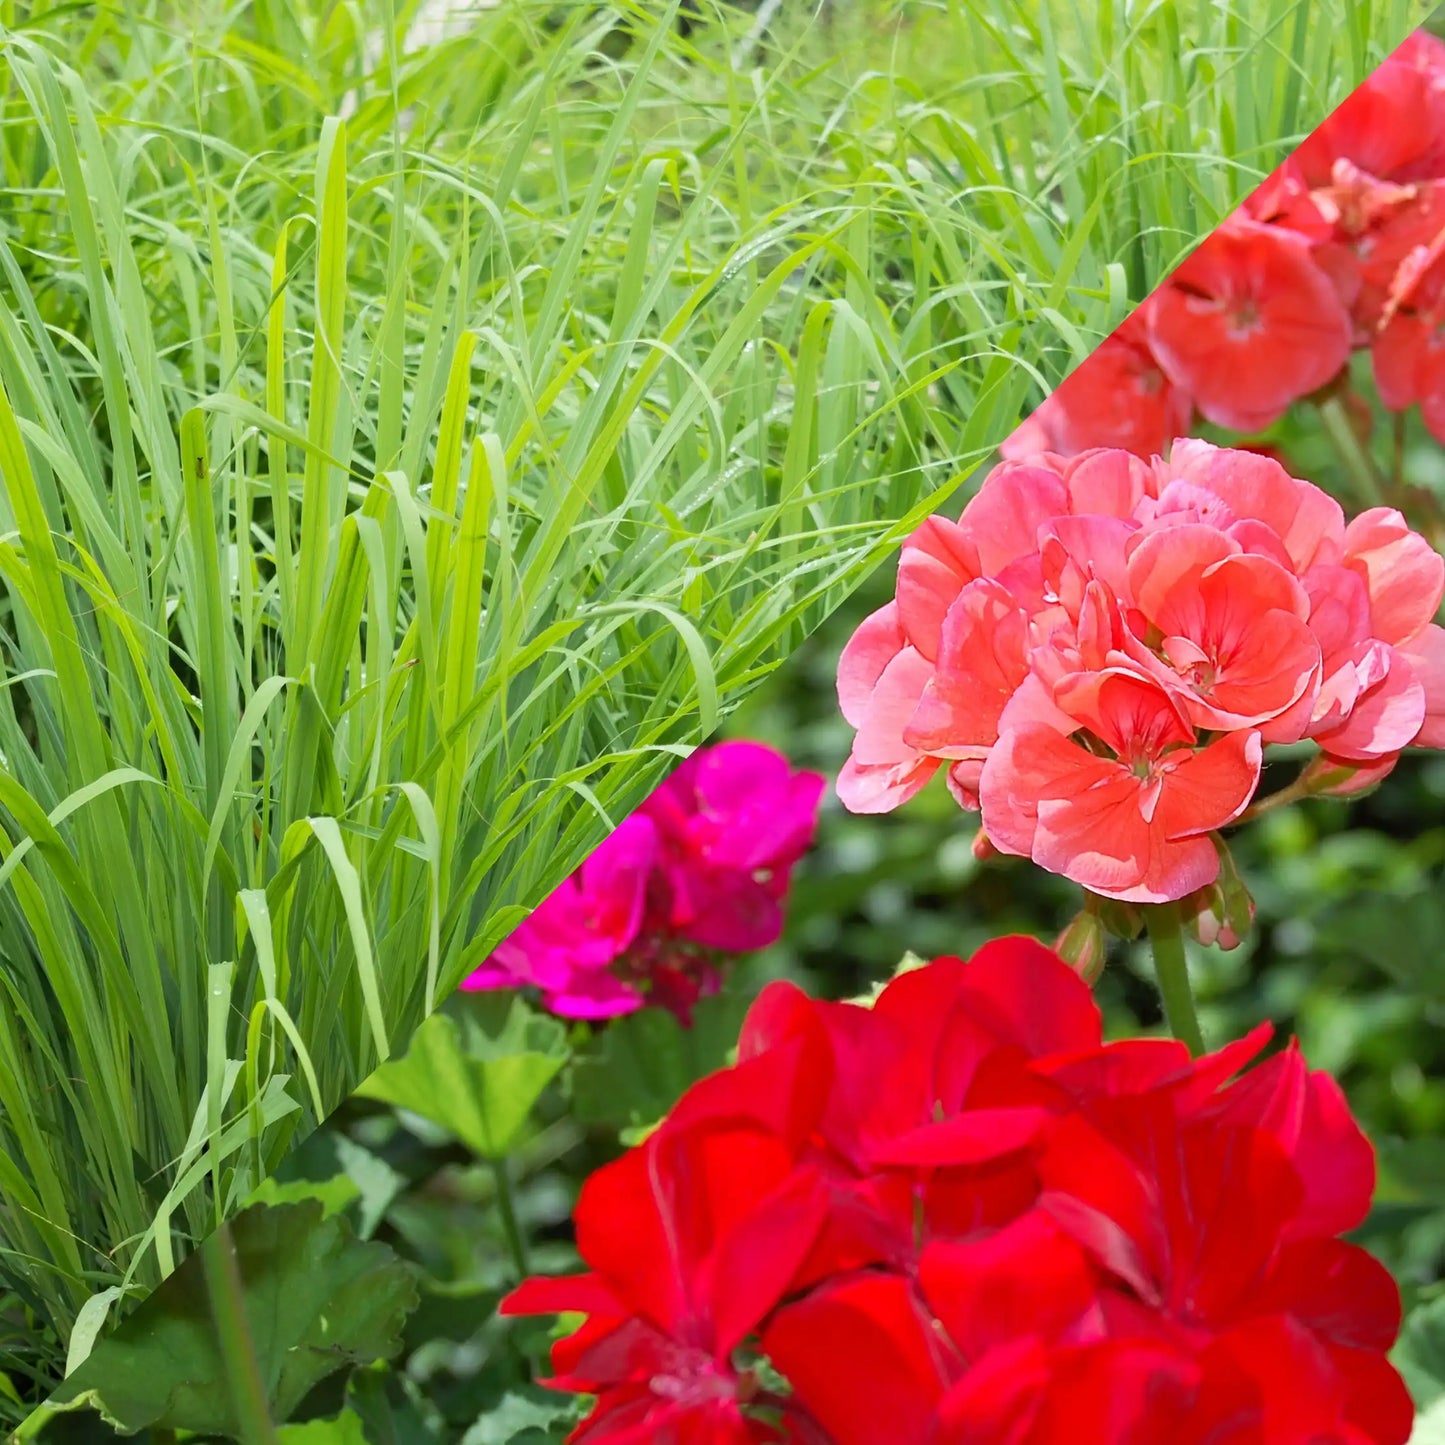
0 0 1428 1406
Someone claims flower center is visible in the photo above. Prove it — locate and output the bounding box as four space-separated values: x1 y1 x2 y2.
650 1351 742 1405
1135 366 1163 398
1227 298 1261 334
1185 659 1218 693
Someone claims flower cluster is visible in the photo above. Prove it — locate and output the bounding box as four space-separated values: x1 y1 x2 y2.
504 939 1410 1445
1007 30 1445 456
836 439 1445 903
463 741 825 1021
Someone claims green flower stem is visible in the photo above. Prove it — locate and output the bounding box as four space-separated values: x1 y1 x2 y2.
491 1157 531 1282
1143 904 1205 1056
1237 769 1312 822
1318 394 1385 508
200 1224 278 1445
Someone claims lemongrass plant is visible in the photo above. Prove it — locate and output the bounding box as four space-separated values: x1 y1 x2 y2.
0 0 1428 1402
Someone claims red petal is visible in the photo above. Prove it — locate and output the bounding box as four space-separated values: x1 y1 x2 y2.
502 1272 623 1319
709 1167 828 1355
956 934 1103 1057
872 1107 1051 1168
763 1275 946 1445
919 1210 1099 1357
1208 1045 1377 1237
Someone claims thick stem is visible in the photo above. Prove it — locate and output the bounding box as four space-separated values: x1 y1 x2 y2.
201 1224 277 1445
491 1157 530 1281
1143 904 1205 1056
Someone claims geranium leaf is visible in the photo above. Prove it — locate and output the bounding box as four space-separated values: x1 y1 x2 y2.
355 994 569 1159
1327 889 1445 1003
278 1408 371 1442
1378 1138 1445 1200
247 1172 361 1219
1395 1291 1445 1408
461 1387 579 1444
345 1359 450 1443
40 1201 418 1438
569 990 750 1132
332 1133 409 1240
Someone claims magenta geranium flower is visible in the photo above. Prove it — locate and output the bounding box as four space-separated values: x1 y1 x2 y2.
463 814 659 1019
463 741 825 1021
641 740 828 954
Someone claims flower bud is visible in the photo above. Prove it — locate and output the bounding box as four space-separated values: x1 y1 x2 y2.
1094 896 1145 942
1300 751 1398 799
1054 909 1108 983
1185 884 1226 948
1185 838 1255 950
972 829 999 862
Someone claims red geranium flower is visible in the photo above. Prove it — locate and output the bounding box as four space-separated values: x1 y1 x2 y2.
510 941 1410 1445
1294 30 1445 188
503 1040 833 1443
1147 219 1352 433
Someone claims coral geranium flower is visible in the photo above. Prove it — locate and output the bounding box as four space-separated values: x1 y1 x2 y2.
978 669 1262 902
1401 621 1445 747
836 441 1445 904
835 601 942 813
1120 524 1322 735
1374 227 1445 445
